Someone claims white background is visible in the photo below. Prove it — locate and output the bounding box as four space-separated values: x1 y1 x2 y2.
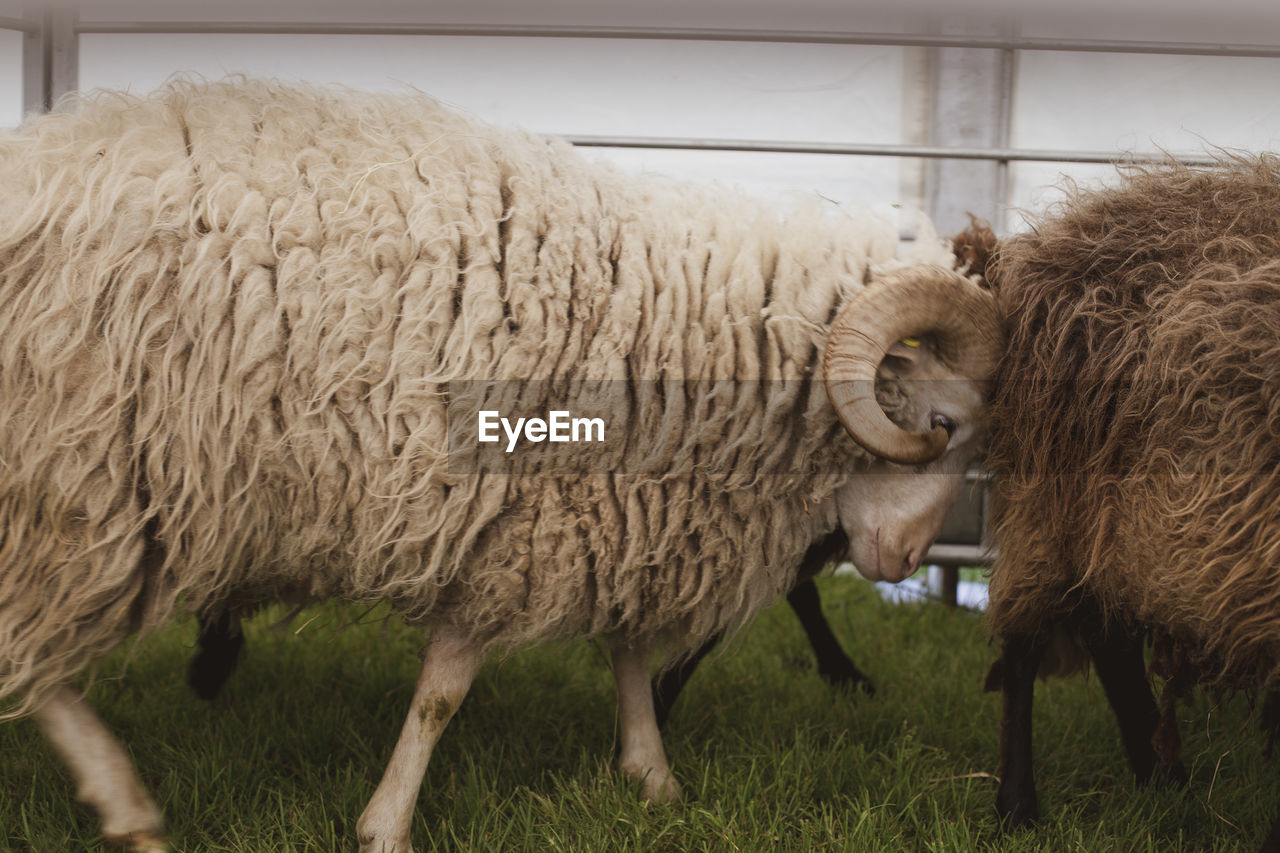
3 0 1280 233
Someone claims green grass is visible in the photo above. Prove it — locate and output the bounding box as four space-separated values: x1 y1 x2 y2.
1 575 1275 851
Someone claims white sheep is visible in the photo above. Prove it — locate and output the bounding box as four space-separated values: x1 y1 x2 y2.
0 79 1001 852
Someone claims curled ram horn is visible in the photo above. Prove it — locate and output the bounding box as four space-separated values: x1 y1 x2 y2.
823 266 1004 465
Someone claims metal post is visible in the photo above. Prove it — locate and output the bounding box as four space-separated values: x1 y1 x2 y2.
21 4 45 115
922 24 1011 235
918 20 1016 597
939 565 959 607
21 2 78 114
47 4 78 108
993 29 1017 232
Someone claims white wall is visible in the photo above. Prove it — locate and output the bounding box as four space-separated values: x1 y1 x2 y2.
74 32 919 221
78 35 908 144
0 0 22 125
4 1 1280 232
1006 50 1280 226
0 28 20 127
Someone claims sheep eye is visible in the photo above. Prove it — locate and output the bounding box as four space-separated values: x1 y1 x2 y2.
930 413 957 438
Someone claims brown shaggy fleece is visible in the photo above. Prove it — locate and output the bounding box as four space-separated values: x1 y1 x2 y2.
0 79 975 718
986 155 1280 690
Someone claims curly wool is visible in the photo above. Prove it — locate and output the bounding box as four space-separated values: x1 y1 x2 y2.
986 155 1280 690
0 79 936 717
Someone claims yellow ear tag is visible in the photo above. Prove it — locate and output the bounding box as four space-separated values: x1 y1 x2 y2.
899 337 921 348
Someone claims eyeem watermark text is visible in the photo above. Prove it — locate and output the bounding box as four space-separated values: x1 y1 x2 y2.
478 410 606 453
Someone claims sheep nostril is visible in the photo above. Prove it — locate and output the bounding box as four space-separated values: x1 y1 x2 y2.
902 553 919 579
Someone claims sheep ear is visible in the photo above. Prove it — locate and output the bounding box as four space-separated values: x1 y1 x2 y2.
951 215 998 283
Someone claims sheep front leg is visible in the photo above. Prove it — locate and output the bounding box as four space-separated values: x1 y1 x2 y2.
356 628 483 853
612 640 681 803
32 684 168 852
993 634 1045 829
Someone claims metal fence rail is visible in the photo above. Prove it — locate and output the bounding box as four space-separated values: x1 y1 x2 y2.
0 14 37 32
69 20 1280 59
567 135 1223 166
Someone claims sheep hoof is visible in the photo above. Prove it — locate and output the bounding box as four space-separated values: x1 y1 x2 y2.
641 773 682 804
821 664 876 696
1157 760 1190 788
104 831 169 852
357 837 414 853
995 794 1038 830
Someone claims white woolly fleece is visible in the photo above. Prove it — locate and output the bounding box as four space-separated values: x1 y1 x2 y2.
0 79 919 717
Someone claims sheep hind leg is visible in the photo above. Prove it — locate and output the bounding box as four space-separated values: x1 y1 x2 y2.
1262 695 1280 853
355 627 484 853
786 578 873 693
32 683 168 852
188 610 244 701
613 640 681 803
650 532 864 729
1079 613 1187 787
1260 811 1280 853
651 631 721 730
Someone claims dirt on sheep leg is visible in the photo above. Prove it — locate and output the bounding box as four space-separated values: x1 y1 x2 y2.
612 640 681 803
32 684 168 852
356 628 483 853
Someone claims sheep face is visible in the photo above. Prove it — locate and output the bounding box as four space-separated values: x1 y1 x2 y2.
834 337 988 583
822 263 1000 583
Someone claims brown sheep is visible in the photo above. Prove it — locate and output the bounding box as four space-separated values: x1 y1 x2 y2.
979 155 1280 849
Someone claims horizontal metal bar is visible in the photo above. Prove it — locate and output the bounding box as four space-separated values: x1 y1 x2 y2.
567 135 1220 166
0 14 37 33
72 21 1280 58
924 543 995 566
985 34 1280 58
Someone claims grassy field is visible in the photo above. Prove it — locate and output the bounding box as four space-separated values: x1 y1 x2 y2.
1 575 1275 851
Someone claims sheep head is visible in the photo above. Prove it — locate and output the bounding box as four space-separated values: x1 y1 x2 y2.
823 266 1003 582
